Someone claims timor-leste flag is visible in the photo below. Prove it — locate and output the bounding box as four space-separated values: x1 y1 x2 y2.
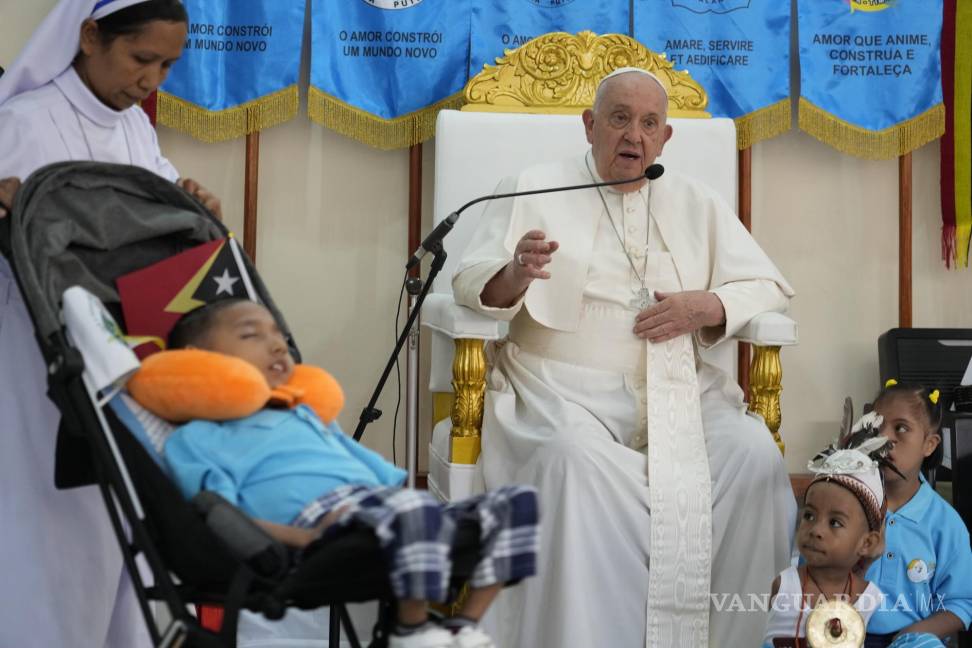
116 238 251 358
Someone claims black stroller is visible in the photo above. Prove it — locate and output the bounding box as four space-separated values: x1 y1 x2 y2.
0 161 480 648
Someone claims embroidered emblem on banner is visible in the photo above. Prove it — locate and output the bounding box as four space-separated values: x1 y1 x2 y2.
847 0 896 13
523 0 577 7
672 0 751 14
361 0 423 9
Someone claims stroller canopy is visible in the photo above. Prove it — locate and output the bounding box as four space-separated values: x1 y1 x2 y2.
2 161 290 353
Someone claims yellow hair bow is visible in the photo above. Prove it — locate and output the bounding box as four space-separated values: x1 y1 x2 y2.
885 378 898 388
929 389 940 405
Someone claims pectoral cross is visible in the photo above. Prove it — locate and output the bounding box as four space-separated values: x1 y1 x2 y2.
631 287 655 311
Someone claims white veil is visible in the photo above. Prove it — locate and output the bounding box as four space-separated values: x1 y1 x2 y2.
0 0 151 105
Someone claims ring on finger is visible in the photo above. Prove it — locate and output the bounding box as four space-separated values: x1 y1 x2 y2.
516 253 526 266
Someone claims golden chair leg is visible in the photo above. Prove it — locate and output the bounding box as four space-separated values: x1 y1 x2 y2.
747 345 785 455
428 339 486 618
450 338 486 465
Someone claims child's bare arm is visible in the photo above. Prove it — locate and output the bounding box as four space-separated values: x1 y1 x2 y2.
254 520 318 548
897 610 964 639
770 575 781 601
254 507 351 549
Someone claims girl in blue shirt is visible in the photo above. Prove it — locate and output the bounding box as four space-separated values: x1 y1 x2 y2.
865 381 972 647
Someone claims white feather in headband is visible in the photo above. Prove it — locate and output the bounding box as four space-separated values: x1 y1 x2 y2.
806 398 898 531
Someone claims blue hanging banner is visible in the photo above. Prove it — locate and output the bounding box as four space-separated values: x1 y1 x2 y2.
798 0 944 159
158 0 304 143
309 0 471 150
634 0 791 149
469 1 630 79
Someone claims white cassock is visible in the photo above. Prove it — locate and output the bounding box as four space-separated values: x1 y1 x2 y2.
453 154 799 648
0 65 176 647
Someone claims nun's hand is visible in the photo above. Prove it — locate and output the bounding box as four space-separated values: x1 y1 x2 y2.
0 177 21 219
178 178 223 221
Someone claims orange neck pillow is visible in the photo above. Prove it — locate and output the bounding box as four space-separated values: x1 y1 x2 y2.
127 349 344 424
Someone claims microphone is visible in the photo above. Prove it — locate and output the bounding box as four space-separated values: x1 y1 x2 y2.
645 163 664 180
406 163 664 269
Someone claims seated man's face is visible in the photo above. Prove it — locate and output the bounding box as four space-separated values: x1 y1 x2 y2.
199 301 295 388
583 73 673 189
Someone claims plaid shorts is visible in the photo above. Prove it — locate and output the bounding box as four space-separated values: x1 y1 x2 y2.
293 484 539 602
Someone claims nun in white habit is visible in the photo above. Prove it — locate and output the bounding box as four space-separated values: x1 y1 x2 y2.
0 2 218 645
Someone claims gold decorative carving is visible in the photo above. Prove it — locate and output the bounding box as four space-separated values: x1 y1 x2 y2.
450 338 486 464
464 31 709 117
433 392 455 426
748 345 785 455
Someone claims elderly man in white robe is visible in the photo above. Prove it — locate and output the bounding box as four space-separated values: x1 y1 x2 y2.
452 68 798 648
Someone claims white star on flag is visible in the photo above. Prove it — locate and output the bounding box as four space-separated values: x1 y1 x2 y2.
213 268 240 296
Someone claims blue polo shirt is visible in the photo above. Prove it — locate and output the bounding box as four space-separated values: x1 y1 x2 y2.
865 477 972 634
165 405 408 525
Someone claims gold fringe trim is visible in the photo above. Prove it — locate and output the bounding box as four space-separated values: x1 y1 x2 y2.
157 85 299 144
798 98 945 160
734 99 791 150
307 87 463 150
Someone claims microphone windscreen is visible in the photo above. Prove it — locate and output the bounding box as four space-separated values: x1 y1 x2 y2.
645 164 665 181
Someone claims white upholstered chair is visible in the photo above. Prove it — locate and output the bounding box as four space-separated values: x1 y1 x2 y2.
422 32 797 501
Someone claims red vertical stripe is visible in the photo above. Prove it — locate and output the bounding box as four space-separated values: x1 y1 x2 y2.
141 90 158 127
940 0 957 267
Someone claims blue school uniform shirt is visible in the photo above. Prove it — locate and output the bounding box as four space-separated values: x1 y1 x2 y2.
164 405 407 525
865 476 972 634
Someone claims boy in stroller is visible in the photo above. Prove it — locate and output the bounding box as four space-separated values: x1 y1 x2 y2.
133 297 540 648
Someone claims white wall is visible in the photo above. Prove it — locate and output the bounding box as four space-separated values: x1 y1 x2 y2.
2 2 969 473
754 132 970 467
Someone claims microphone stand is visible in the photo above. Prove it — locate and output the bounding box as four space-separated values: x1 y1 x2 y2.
404 282 421 488
352 241 446 448
353 165 663 483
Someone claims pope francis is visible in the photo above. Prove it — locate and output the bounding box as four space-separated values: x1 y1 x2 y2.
452 68 799 648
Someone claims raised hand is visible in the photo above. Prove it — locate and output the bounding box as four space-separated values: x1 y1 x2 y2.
480 229 560 308
512 229 560 282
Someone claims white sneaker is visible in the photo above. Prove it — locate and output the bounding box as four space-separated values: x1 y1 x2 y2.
451 626 496 648
388 625 455 648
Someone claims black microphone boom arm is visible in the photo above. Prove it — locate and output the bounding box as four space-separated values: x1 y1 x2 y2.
405 163 664 269
357 163 664 444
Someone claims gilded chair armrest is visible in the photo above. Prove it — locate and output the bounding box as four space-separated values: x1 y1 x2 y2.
423 294 496 466
734 311 798 347
735 311 797 456
422 293 506 341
